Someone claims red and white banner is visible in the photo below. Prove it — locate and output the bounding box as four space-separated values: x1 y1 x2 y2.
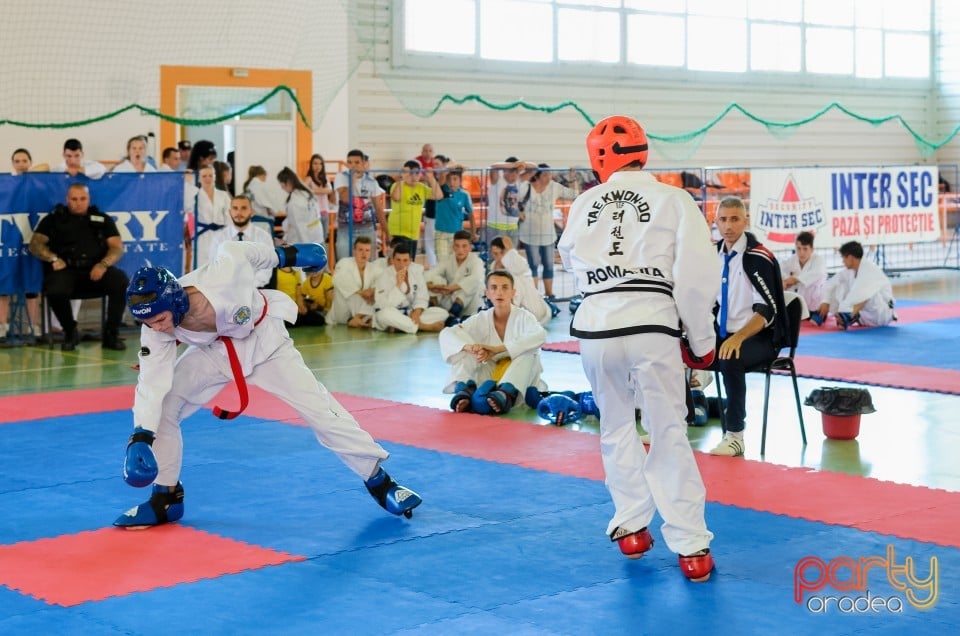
748 166 940 248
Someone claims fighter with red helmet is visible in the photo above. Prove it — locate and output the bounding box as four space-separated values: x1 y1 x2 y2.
557 115 720 581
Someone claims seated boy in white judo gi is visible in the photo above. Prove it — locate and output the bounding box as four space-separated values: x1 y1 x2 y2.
815 240 896 329
439 270 547 415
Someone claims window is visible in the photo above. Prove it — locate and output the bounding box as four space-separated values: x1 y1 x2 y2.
751 23 801 72
806 28 854 75
399 0 932 81
748 0 801 23
885 32 930 78
558 8 620 63
688 16 746 72
627 13 685 67
479 0 553 62
404 0 475 55
855 29 883 79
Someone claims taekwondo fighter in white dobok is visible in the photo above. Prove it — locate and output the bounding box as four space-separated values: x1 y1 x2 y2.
439 270 548 415
557 115 721 582
115 241 421 529
815 240 896 329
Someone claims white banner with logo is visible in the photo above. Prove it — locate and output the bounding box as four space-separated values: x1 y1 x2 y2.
749 166 940 248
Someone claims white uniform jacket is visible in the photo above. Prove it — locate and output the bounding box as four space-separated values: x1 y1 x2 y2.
823 258 896 325
497 248 551 324
282 190 325 245
132 242 296 433
781 252 827 310
374 263 430 312
557 171 720 357
439 305 547 392
329 257 384 324
207 224 275 288
427 252 486 315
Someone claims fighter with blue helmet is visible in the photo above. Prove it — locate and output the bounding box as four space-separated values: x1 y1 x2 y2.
116 240 421 528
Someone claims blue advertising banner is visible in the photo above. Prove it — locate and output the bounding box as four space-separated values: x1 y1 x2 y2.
0 173 183 295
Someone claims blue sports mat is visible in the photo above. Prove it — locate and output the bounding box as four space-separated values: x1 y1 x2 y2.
1 411 957 634
798 317 960 370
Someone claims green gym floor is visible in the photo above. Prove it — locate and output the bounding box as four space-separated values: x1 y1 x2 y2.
2 269 958 493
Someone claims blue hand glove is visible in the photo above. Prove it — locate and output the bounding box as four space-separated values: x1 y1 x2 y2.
578 391 600 418
276 243 328 272
123 428 158 487
537 394 582 426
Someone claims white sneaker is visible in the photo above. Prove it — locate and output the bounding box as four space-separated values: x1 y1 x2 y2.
709 432 745 457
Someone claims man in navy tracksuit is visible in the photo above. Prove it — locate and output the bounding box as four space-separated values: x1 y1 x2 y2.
711 197 788 457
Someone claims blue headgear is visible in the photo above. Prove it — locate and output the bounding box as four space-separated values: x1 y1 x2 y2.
127 267 190 326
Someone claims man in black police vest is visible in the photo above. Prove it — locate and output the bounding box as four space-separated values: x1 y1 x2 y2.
29 183 129 351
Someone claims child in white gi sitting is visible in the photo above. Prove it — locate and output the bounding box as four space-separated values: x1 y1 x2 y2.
439 270 547 414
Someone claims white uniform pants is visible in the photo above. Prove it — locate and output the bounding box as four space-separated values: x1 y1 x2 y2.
443 351 542 394
152 316 388 486
859 299 895 326
580 333 713 556
423 217 437 268
830 295 895 327
373 306 448 334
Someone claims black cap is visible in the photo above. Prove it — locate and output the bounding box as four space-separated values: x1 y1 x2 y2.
178 140 192 150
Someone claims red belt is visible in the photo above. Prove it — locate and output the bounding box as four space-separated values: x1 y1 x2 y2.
212 292 268 420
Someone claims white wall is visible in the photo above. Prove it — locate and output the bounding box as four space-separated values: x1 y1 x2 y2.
0 1 954 176
351 0 941 172
934 0 960 180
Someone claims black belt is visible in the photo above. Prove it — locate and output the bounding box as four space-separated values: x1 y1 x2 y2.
583 279 673 299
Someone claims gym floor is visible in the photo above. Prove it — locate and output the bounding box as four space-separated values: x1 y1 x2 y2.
0 267 958 633
2 268 958 491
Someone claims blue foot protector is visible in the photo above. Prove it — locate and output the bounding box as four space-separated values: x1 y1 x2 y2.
525 386 548 409
471 380 498 415
114 482 184 529
365 467 422 518
486 383 519 415
450 380 478 412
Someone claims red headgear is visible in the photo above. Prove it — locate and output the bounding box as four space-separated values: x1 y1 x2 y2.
586 116 649 183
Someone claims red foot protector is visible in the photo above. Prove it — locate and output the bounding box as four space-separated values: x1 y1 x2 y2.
0 525 305 606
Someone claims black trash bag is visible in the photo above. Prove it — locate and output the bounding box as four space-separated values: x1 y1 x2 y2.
804 387 876 416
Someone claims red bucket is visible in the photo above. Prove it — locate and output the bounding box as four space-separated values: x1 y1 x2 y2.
822 413 861 440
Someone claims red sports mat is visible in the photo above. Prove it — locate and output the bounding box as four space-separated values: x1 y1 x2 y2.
2 386 958 548
0 525 304 606
541 340 960 394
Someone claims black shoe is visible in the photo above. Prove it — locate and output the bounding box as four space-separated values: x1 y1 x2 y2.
102 335 127 351
62 328 80 352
